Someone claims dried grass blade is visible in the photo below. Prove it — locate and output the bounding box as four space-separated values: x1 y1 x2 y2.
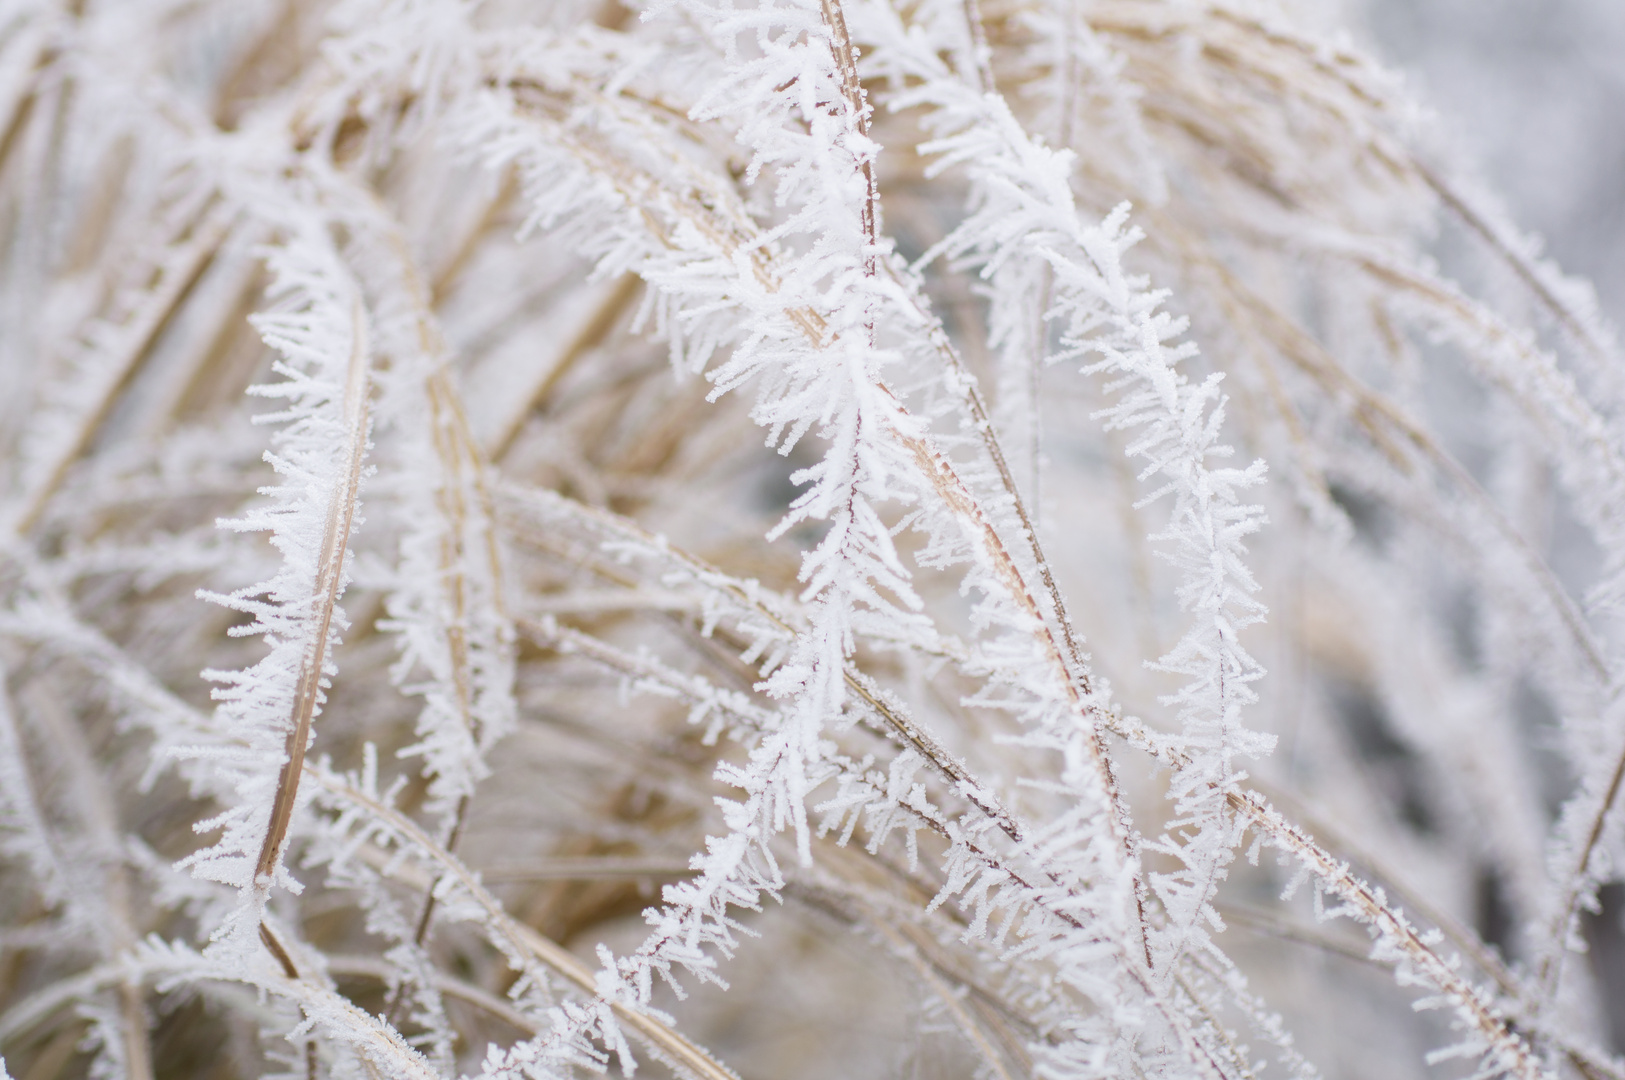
11 198 236 535
252 290 372 888
310 768 742 1080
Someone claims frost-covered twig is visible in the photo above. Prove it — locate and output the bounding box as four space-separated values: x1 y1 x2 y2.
187 176 375 959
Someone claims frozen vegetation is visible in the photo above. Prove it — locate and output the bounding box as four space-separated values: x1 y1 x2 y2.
0 1 1622 1078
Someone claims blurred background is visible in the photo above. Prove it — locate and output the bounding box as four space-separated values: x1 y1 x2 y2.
1363 0 1625 328
1364 0 1625 1044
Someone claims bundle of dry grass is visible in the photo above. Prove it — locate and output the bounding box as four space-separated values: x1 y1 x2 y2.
0 2 1621 1078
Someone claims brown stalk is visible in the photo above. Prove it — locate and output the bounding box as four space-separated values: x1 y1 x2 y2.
10 197 236 536
1417 163 1620 372
428 376 475 740
265 973 440 1080
489 273 641 461
1172 971 1257 1080
479 857 697 883
430 171 517 305
817 0 877 279
310 769 743 1080
1252 776 1526 999
1214 902 1376 966
1224 788 1543 1079
1268 779 1625 1080
887 404 1152 938
1538 742 1625 1001
361 195 521 1017
380 790 469 1029
1105 718 1545 1072
252 287 373 891
1355 250 1625 496
0 56 43 183
325 955 536 1035
959 0 995 95
258 924 300 981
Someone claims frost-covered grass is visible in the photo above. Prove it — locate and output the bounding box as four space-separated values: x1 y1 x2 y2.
0 2 1621 1079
